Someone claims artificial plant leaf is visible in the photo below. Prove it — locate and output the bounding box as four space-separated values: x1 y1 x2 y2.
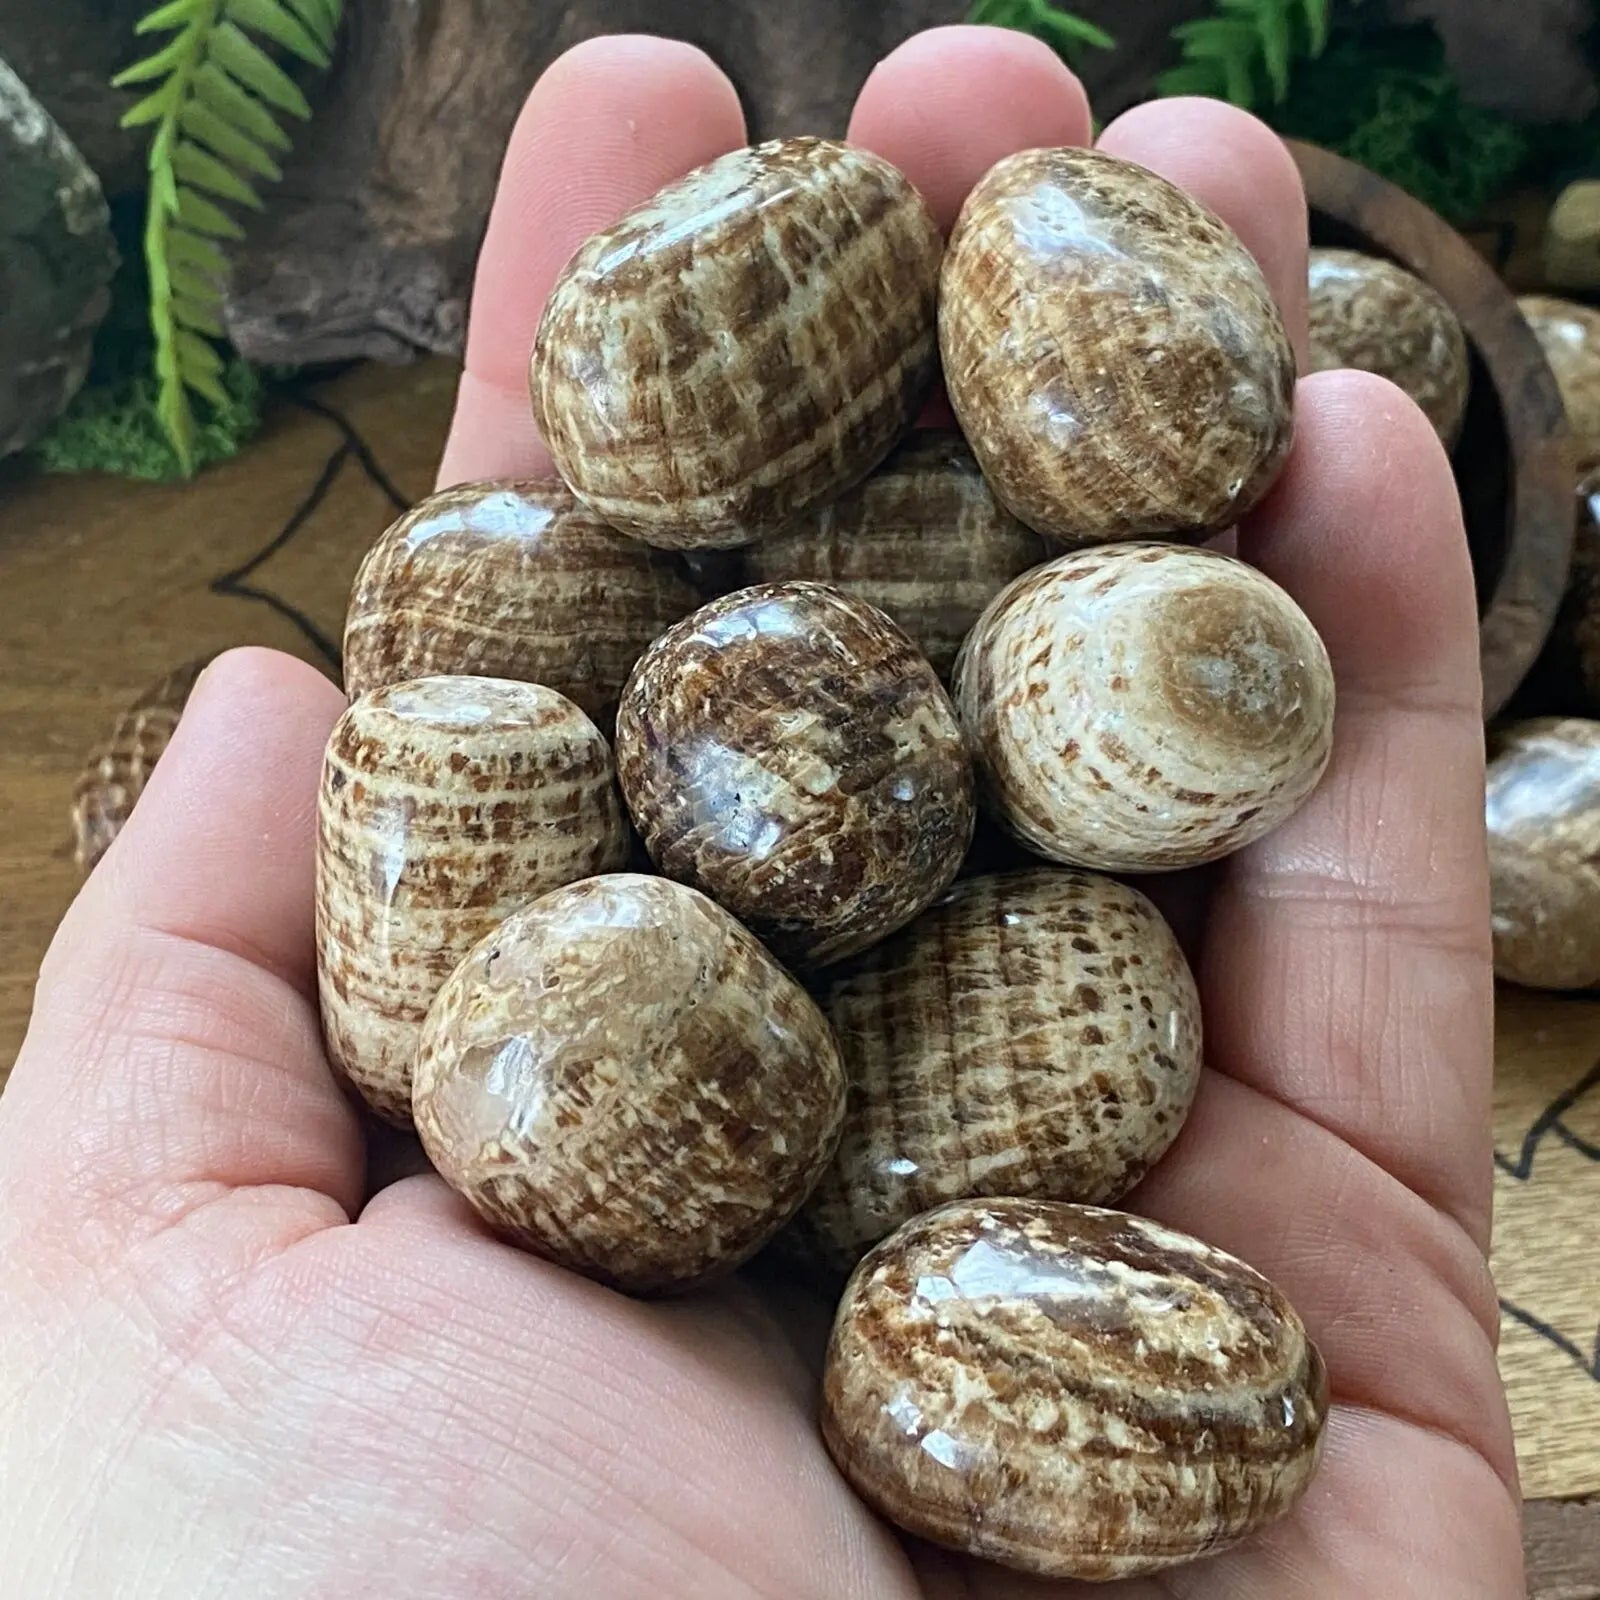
175 141 264 207
1222 48 1255 106
192 62 295 149
182 366 231 408
1254 0 1293 101
158 379 197 475
169 261 226 304
1302 0 1329 56
179 101 284 179
281 0 340 51
1157 60 1226 98
135 0 205 33
225 0 331 68
111 33 193 87
1171 17 1258 51
152 160 181 215
176 328 226 379
1040 12 1115 52
167 227 230 278
177 185 247 238
120 84 178 128
209 22 314 117
173 294 227 337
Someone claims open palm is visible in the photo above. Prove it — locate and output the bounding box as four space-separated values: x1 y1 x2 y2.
0 27 1521 1599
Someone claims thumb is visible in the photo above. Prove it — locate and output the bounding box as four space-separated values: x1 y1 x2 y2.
0 648 364 1233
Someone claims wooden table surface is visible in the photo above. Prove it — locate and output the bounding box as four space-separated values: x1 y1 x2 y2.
1 357 1596 1595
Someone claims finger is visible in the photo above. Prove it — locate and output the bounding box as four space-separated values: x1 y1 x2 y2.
435 37 746 488
1133 1071 1512 1485
846 25 1092 233
1208 370 1492 1243
0 649 364 1222
1097 98 1310 366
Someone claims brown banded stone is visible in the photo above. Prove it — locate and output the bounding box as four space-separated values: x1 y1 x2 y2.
1520 294 1600 475
939 147 1295 548
315 675 628 1124
342 479 700 728
530 137 941 550
413 873 846 1294
615 581 974 968
70 656 212 872
1307 247 1470 445
1487 716 1600 990
726 433 1046 680
821 1198 1327 1581
788 868 1202 1276
954 544 1334 872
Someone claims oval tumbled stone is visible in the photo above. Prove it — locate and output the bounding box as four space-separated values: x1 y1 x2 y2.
822 1198 1328 1581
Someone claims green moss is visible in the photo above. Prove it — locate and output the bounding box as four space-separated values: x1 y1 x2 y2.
1271 27 1532 224
30 357 265 480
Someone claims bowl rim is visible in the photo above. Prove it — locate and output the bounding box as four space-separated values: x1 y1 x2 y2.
1287 139 1575 720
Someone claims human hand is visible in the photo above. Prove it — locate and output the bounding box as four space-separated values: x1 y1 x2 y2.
0 27 1522 1598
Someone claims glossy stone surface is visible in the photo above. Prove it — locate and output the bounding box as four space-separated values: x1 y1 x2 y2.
940 147 1295 547
789 869 1201 1276
342 480 700 728
531 137 941 550
822 1199 1327 1581
1307 247 1470 445
727 434 1046 679
955 545 1334 872
71 655 210 872
1487 717 1600 990
1520 294 1600 474
316 676 628 1124
414 873 846 1294
616 581 975 967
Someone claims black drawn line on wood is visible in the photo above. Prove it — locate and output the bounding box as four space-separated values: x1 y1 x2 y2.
1494 1058 1600 1180
210 443 350 670
1554 1120 1600 1162
1501 1298 1600 1383
287 389 411 514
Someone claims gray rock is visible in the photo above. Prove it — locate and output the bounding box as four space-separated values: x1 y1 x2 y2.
0 0 149 198
0 54 117 457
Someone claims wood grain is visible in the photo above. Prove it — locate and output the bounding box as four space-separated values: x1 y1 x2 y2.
1493 985 1600 1503
1 355 1597 1581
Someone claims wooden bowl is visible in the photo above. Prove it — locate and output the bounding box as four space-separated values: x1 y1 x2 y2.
1287 140 1574 719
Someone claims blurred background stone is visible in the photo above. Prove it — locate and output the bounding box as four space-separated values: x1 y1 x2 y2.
0 2 147 199
0 54 117 458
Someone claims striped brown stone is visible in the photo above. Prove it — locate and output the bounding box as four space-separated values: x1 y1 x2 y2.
940 147 1295 548
954 544 1334 872
1487 716 1600 989
725 434 1046 680
413 873 845 1295
1307 248 1469 445
822 1198 1328 1581
1520 294 1600 475
315 675 628 1125
530 138 941 550
342 480 700 729
615 581 974 968
71 656 212 872
787 869 1201 1276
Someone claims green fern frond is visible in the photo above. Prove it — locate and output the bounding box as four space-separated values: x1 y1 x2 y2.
1159 0 1332 110
966 0 1116 65
114 0 340 473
